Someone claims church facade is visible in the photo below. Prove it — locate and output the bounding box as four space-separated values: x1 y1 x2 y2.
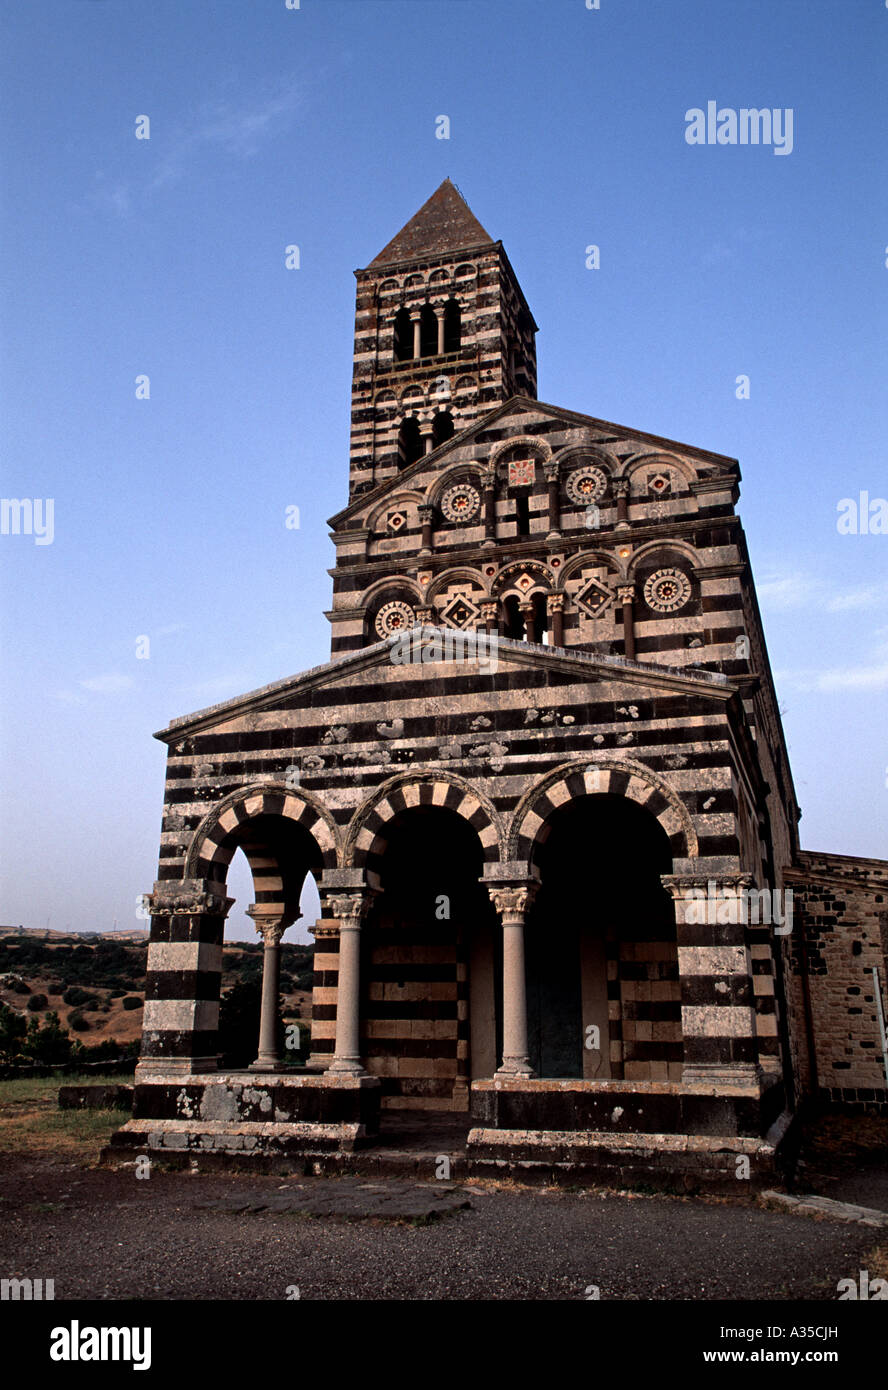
113 182 888 1183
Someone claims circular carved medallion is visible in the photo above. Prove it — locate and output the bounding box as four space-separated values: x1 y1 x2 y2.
566 466 608 506
375 600 415 638
441 482 481 523
643 568 692 613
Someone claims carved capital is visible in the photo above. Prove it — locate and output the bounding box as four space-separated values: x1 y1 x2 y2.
246 905 300 946
323 892 374 927
617 584 635 605
418 504 435 523
488 884 538 923
546 592 565 613
613 478 631 498
543 461 560 482
149 879 234 918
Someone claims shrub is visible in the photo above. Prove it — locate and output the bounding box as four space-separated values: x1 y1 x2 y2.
11 979 30 995
62 986 91 1007
68 1010 90 1031
121 996 143 1010
27 994 48 1012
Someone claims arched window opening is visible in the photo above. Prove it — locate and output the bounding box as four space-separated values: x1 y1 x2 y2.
515 493 530 536
532 592 549 645
397 416 423 470
393 307 412 362
432 410 454 449
443 298 461 353
419 304 438 358
502 594 527 641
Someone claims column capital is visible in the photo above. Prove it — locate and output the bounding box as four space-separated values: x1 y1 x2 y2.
543 461 560 482
546 592 565 612
323 891 375 926
247 905 300 946
613 478 631 498
488 882 538 923
418 503 435 522
617 584 635 605
148 879 234 918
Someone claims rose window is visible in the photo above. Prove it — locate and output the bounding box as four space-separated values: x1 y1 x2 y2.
375 600 415 639
643 568 692 613
566 466 608 506
441 483 481 523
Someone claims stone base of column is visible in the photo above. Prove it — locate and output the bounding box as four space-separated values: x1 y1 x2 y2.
496 1057 535 1078
248 1058 286 1073
327 1057 368 1076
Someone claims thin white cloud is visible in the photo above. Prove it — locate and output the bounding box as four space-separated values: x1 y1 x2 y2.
757 569 888 614
79 673 135 694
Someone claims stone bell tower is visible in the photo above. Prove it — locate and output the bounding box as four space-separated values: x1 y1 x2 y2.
348 178 538 500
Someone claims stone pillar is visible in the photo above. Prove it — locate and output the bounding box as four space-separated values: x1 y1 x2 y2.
662 873 762 1087
544 462 561 538
488 882 538 1077
422 427 434 454
138 879 234 1078
326 890 374 1074
248 907 298 1072
482 474 497 546
547 592 565 648
617 584 636 660
419 503 434 553
436 311 445 356
411 313 421 359
520 601 536 644
613 478 630 528
480 600 499 635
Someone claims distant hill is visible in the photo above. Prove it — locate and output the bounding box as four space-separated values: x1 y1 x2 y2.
0 927 149 943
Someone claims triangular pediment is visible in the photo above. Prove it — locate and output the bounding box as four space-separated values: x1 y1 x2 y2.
329 396 739 529
155 630 735 742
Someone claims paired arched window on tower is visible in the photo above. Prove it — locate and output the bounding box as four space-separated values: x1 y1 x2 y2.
391 298 461 361
397 417 423 470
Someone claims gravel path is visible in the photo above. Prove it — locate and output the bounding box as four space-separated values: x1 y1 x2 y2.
1 1154 882 1301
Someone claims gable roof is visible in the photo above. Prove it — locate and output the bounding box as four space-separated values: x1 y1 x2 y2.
155 629 734 742
367 179 496 269
329 395 740 527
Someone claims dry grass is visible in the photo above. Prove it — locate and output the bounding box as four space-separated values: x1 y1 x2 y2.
0 1073 132 1161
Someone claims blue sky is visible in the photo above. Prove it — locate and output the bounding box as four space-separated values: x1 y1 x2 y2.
1 0 885 942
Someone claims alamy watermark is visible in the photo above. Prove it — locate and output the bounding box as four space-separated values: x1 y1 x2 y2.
388 627 499 675
681 880 793 934
1 498 54 545
685 103 794 156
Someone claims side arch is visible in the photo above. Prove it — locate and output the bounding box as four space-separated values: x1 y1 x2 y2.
185 783 341 881
508 758 698 862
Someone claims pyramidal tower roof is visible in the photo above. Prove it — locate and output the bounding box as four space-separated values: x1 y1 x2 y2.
368 179 496 268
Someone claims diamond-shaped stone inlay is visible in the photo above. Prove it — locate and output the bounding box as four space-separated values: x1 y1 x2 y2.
515 572 535 593
575 578 613 619
387 510 407 532
440 592 480 630
647 472 671 496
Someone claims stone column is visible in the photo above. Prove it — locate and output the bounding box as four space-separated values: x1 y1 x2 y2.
419 503 434 553
138 879 234 1079
547 592 565 648
411 313 421 359
248 906 298 1072
544 462 561 538
482 473 497 546
327 891 374 1074
422 427 434 454
617 584 636 660
436 311 445 356
662 873 762 1087
488 883 538 1077
480 600 499 635
613 478 630 528
520 601 536 644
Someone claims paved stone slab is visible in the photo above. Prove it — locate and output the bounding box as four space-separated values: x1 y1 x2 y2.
193 1176 472 1220
761 1190 888 1227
